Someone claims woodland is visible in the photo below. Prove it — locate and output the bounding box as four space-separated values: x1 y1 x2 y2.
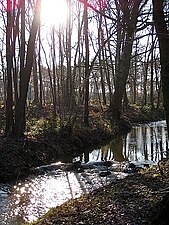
0 0 168 137
0 0 169 224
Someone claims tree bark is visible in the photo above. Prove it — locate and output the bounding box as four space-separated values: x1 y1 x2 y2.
153 0 169 137
66 0 72 108
83 0 90 125
51 27 57 119
13 0 41 136
111 34 133 121
38 26 43 107
111 0 141 124
5 0 14 134
32 53 39 104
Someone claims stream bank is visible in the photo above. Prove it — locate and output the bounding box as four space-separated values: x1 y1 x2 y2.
27 159 169 225
0 125 113 182
1 120 168 224
0 107 165 182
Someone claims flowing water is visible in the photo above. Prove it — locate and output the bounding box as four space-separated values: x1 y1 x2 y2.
0 120 168 225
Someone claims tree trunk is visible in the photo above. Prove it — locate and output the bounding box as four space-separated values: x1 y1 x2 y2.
98 14 106 106
5 0 14 134
83 0 90 125
51 27 57 119
66 0 72 109
150 24 154 109
13 0 41 136
38 26 43 107
32 54 39 104
153 0 169 137
142 61 148 107
111 0 141 124
111 34 133 121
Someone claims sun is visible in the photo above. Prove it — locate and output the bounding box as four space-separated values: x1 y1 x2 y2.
41 0 68 27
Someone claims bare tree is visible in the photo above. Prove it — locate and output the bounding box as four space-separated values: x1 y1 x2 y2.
83 0 90 125
153 0 169 136
13 0 41 136
111 0 143 124
5 0 14 134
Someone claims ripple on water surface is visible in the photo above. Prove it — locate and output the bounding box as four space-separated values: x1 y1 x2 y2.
1 168 120 224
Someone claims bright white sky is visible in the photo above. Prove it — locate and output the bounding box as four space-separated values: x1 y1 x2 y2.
41 0 68 28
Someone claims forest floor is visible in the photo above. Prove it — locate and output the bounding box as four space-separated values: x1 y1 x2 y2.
27 159 169 225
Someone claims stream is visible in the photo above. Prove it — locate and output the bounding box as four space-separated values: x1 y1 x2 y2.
0 120 168 225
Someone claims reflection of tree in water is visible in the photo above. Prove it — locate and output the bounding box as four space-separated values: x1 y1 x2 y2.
101 144 110 161
110 137 126 162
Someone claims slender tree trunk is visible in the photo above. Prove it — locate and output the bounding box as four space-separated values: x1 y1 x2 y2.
0 51 6 103
154 59 162 108
104 17 114 104
104 47 112 105
98 14 106 106
38 25 43 107
12 5 20 106
150 24 154 109
32 53 39 104
5 0 14 134
133 40 139 104
83 0 90 125
66 0 72 108
52 27 57 119
58 29 65 123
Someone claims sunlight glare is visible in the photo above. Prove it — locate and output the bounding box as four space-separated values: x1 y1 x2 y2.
41 0 67 27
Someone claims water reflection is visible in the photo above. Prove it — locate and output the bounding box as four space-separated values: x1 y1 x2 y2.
0 120 168 225
124 120 168 162
110 137 126 162
77 120 168 164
